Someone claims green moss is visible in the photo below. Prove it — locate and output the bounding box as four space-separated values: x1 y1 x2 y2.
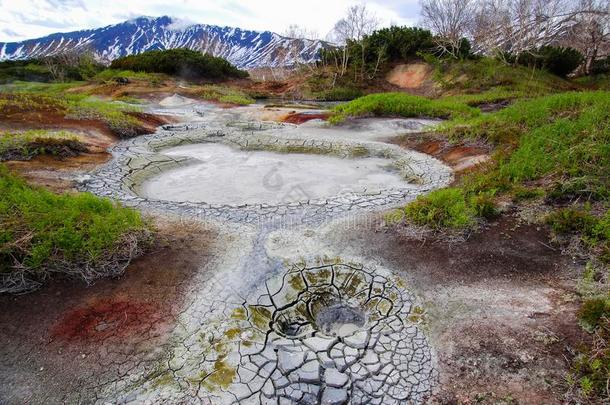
206 359 236 390
433 57 573 96
248 305 272 329
224 327 241 340
288 274 306 291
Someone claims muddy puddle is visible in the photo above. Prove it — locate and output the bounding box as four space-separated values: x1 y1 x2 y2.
139 143 409 205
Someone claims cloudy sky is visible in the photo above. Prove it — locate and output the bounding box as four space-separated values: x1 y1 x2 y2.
0 0 422 42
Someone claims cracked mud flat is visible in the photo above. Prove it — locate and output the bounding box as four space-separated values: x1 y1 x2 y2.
80 97 451 224
0 97 582 404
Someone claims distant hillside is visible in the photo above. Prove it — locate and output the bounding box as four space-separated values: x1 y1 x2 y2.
0 16 329 69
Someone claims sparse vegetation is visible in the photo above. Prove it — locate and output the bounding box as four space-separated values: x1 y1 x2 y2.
569 295 610 400
198 85 254 105
0 165 152 293
0 83 149 138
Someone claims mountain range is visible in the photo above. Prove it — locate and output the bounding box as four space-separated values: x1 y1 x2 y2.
0 16 328 69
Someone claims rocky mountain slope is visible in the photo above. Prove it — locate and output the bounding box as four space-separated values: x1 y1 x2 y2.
0 16 327 69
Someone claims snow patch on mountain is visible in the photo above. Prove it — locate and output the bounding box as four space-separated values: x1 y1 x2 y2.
0 16 329 69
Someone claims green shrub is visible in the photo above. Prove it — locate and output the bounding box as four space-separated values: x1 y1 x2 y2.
545 208 597 235
319 26 434 82
0 166 151 293
515 46 584 77
590 56 610 75
579 297 610 331
0 55 104 84
93 69 164 85
404 188 475 229
110 49 248 81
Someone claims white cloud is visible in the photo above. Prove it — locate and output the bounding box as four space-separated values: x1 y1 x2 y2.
0 0 422 42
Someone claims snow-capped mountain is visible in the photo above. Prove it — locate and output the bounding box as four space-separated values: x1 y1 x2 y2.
0 16 328 69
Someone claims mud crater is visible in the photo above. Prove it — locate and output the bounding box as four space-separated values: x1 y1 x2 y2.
148 263 438 404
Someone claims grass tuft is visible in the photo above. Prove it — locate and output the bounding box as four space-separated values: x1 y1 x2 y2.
0 166 152 293
330 92 480 124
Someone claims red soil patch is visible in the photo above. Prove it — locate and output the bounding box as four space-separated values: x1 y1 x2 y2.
389 134 491 176
51 299 162 343
386 63 433 89
282 112 329 124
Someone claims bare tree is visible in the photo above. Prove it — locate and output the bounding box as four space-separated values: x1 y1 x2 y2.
420 0 476 57
566 0 610 73
469 0 601 60
330 3 379 77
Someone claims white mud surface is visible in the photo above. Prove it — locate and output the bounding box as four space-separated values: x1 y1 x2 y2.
140 143 409 205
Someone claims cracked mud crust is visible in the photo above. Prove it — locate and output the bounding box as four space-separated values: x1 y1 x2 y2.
117 263 437 404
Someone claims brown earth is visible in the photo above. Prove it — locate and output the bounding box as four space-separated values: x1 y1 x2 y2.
387 63 433 89
388 132 492 176
334 213 587 404
0 219 219 403
282 112 330 124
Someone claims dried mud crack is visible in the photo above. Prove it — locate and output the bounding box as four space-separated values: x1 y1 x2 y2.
130 263 436 404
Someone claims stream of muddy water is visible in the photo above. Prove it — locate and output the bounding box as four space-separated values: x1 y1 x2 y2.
78 96 453 404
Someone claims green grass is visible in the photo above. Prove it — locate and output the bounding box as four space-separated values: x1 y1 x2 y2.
404 188 476 229
0 165 151 292
330 92 480 124
397 91 609 233
443 91 610 183
198 85 254 105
